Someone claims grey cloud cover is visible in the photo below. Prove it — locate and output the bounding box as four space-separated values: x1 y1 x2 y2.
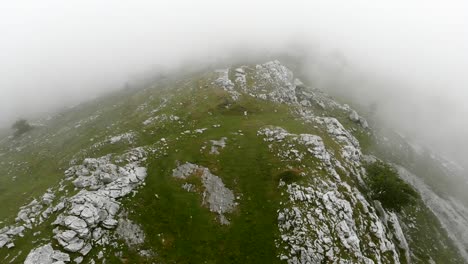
1 0 467 164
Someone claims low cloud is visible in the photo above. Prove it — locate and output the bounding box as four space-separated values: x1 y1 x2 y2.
1 0 467 166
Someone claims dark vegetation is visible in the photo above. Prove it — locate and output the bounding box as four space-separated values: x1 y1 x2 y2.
277 170 301 184
365 161 419 212
11 119 33 137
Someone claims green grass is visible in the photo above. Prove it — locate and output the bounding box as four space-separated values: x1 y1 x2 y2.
117 81 324 263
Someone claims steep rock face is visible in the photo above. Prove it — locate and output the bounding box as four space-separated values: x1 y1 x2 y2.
259 127 402 263
397 166 468 260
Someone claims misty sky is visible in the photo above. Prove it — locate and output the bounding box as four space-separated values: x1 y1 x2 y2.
1 1 468 164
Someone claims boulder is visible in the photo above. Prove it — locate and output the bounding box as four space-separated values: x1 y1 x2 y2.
349 110 369 129
0 234 10 248
56 230 77 242
359 117 369 129
79 243 92 256
24 243 55 264
64 237 85 252
63 216 87 230
349 110 359 122
25 243 69 264
42 192 55 205
6 226 25 236
102 218 118 229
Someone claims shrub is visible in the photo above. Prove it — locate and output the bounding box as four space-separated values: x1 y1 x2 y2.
278 170 301 184
12 119 33 137
365 161 418 212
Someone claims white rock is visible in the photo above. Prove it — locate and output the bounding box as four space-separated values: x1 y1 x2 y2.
64 237 84 252
64 216 87 230
79 243 92 256
25 243 67 264
52 251 70 262
349 110 359 122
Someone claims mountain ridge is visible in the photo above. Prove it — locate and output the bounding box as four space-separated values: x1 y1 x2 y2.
0 60 466 263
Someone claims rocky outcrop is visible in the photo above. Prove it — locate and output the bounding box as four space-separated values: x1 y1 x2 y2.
52 147 147 255
258 126 404 263
143 114 180 126
172 162 236 224
397 166 468 261
18 146 152 262
215 69 240 101
217 60 358 114
349 110 369 129
108 132 136 144
0 188 63 250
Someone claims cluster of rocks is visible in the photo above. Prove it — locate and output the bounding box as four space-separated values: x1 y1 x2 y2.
277 181 401 264
0 189 63 249
142 114 180 126
74 114 100 129
108 132 136 144
249 60 298 104
172 162 236 225
214 60 361 118
258 126 332 166
212 61 373 171
258 126 341 180
21 147 150 262
349 110 369 129
234 67 247 92
52 148 147 255
258 125 407 263
18 190 59 227
299 112 367 184
316 117 362 166
214 69 240 101
0 226 23 249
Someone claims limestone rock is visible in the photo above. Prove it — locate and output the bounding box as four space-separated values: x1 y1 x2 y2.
25 243 70 264
349 110 359 122
172 163 236 224
116 214 146 247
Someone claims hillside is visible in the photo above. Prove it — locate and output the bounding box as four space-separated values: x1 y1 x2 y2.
0 60 466 263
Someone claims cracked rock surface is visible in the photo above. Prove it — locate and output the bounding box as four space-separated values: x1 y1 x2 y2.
172 162 236 224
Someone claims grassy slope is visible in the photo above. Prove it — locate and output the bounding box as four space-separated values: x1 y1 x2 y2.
0 68 464 263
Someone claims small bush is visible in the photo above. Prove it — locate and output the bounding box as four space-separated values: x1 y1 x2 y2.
278 170 301 184
365 161 418 212
12 119 33 137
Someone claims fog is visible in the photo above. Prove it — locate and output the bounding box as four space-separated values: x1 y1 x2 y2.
1 1 467 166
